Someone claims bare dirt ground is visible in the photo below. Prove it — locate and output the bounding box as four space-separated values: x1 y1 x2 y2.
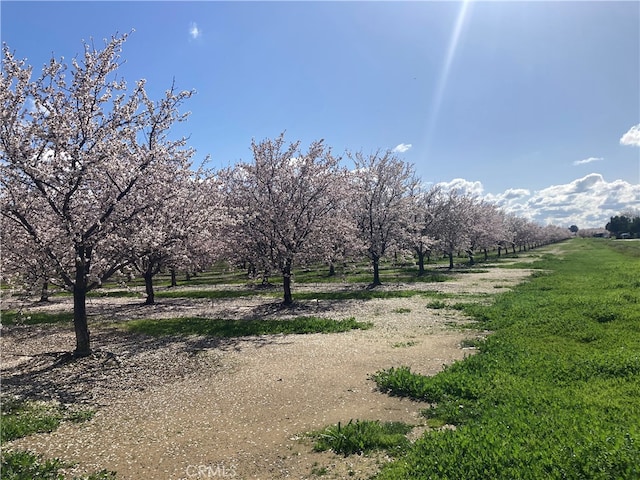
1 265 534 480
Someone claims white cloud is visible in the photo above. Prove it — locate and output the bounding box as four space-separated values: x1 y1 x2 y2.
392 143 412 153
441 174 639 228
620 124 640 147
494 173 640 228
436 178 484 196
189 22 201 40
573 156 603 166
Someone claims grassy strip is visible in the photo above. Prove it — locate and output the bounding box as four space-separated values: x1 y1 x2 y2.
1 450 116 480
310 420 413 456
0 311 74 326
124 316 372 337
155 289 258 300
287 289 443 301
372 239 640 479
0 397 113 479
1 396 94 443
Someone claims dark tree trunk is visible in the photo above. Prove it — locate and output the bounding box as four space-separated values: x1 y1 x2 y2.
328 262 336 276
73 248 91 357
371 256 381 286
448 251 454 270
39 280 49 302
144 269 155 305
484 248 489 261
467 250 475 266
170 268 177 287
282 260 293 305
417 250 425 276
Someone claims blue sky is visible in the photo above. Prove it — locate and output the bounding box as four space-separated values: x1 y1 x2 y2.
2 1 639 228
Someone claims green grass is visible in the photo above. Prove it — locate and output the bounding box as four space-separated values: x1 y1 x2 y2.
392 307 412 314
372 239 640 479
87 289 142 298
0 450 116 480
1 396 94 443
124 316 372 337
155 288 259 300
425 299 448 309
288 289 432 301
0 311 74 326
155 287 446 302
311 420 413 456
0 397 111 479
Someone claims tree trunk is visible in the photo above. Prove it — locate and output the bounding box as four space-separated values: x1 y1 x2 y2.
39 280 49 302
144 269 155 305
371 256 381 286
73 254 91 357
484 248 488 261
448 251 454 270
170 268 177 287
467 250 475 266
282 260 293 305
417 251 425 276
328 262 336 276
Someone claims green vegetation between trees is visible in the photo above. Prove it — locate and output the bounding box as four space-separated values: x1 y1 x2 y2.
0 450 116 480
0 397 114 479
371 239 640 479
124 316 372 337
310 420 413 456
1 397 94 443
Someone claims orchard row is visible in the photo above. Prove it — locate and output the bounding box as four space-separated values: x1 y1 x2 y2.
0 33 569 355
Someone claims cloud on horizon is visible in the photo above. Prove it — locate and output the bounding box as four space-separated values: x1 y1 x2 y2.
392 143 412 153
573 156 603 166
189 22 201 40
620 124 640 147
436 174 639 229
490 173 640 228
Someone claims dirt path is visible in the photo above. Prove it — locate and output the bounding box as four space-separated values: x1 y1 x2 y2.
2 267 533 479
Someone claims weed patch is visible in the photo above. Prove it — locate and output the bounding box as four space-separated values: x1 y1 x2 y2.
1 396 94 443
392 307 412 314
155 289 259 300
0 450 116 480
425 300 447 309
0 396 108 479
1 311 74 326
124 316 372 337
311 420 413 456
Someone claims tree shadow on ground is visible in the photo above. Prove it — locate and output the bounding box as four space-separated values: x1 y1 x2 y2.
0 325 281 406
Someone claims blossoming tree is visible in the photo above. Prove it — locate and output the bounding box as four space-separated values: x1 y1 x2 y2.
223 133 345 305
0 33 194 356
348 150 418 286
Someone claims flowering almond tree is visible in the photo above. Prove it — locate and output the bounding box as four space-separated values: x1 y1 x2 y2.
349 150 418 286
431 189 476 269
0 212 58 301
465 200 507 265
0 34 194 356
224 133 344 305
404 184 443 275
126 167 223 305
